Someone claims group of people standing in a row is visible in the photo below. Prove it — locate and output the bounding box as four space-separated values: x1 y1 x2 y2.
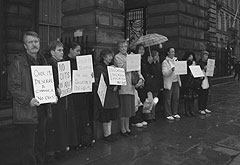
7 31 212 165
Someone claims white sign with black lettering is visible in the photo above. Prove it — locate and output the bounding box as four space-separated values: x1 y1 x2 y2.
72 70 92 93
58 61 71 98
107 66 126 85
31 66 56 104
76 55 95 82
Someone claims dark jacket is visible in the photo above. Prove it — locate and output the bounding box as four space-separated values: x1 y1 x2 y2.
8 52 48 124
94 62 119 110
197 60 212 88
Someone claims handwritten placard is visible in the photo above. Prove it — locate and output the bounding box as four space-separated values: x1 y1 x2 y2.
31 66 56 104
175 61 187 75
127 54 141 72
107 66 126 85
72 70 92 93
76 55 95 82
206 59 215 77
58 61 71 98
97 74 107 106
189 65 204 78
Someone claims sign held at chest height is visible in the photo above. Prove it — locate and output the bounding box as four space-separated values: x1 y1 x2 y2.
31 65 56 104
58 61 72 97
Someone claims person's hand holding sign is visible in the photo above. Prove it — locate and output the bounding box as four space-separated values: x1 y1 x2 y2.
29 98 40 107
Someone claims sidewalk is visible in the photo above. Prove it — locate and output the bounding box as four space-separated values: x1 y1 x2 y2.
2 81 240 165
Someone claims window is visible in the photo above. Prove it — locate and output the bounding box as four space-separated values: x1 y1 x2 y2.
125 8 146 45
39 0 62 54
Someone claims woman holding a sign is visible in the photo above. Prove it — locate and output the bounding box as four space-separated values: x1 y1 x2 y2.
197 51 212 115
46 40 78 156
94 48 119 142
162 47 182 121
114 39 137 136
181 51 199 117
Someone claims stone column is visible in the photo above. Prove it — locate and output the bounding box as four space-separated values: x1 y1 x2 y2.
62 0 125 61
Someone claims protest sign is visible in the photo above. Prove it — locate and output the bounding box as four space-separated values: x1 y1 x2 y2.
72 70 92 93
76 55 95 82
189 65 204 78
174 61 187 75
97 74 107 106
58 61 71 98
107 66 126 85
127 54 141 72
31 66 56 104
206 59 215 77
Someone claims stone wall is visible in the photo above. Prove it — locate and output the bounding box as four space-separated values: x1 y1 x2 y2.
62 0 125 61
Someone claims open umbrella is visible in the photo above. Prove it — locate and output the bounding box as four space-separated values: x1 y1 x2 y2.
129 33 168 56
130 33 168 48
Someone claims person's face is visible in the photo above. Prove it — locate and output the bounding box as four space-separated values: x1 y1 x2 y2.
188 54 193 61
138 46 145 56
70 45 81 59
153 54 159 62
51 46 64 61
24 35 40 55
167 48 175 58
103 53 113 65
203 53 208 61
119 42 128 54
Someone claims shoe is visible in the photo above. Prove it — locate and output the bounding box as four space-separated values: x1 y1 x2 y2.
166 116 174 120
120 131 129 137
126 131 133 136
205 109 211 113
103 135 116 142
133 123 143 128
173 114 181 119
199 110 206 115
141 121 148 126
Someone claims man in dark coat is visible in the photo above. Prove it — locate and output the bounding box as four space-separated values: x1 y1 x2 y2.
8 31 50 165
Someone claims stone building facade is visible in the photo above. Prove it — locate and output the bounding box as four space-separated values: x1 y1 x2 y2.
0 0 239 124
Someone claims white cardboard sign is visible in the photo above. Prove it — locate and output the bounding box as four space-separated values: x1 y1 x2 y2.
127 54 141 72
76 55 95 82
72 70 92 93
97 74 107 106
107 66 126 85
58 61 72 98
31 66 56 104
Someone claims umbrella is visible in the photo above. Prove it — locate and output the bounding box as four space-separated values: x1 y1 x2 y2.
130 33 168 48
130 33 168 56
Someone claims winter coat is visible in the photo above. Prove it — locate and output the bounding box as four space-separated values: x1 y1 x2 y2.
8 52 48 124
162 56 181 90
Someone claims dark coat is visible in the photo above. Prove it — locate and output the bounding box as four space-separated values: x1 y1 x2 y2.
149 61 163 94
94 62 119 110
8 52 48 124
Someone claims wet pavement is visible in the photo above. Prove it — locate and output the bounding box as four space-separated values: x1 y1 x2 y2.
2 81 240 165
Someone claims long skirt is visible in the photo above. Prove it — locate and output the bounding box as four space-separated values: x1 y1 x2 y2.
119 94 135 117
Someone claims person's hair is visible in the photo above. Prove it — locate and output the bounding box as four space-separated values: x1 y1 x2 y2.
135 44 145 54
49 40 64 52
182 51 196 61
100 48 113 62
117 39 128 49
166 47 174 56
23 31 39 43
69 42 81 50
